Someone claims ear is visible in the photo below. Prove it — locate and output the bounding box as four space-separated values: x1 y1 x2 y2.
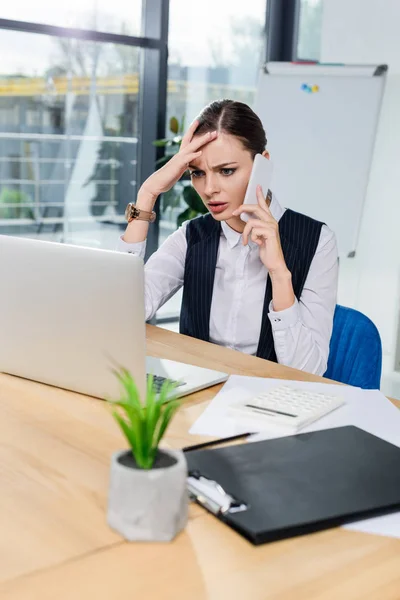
262 149 270 160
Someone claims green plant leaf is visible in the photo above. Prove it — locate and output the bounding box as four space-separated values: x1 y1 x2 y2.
169 116 179 135
157 378 178 406
109 367 181 470
182 186 207 214
138 411 149 466
110 368 147 461
113 368 143 409
161 188 180 213
112 411 140 461
177 207 197 228
153 400 180 449
147 378 178 449
146 401 160 451
114 401 145 462
152 138 170 147
150 379 180 447
144 374 157 444
179 114 186 134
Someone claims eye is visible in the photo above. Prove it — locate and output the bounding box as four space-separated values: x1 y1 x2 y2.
220 168 236 176
190 170 204 178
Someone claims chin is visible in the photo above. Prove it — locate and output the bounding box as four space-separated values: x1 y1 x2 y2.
209 212 226 220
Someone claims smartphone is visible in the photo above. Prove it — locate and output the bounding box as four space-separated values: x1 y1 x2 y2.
240 153 273 223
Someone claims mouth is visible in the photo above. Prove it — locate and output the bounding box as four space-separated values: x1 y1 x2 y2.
208 201 229 214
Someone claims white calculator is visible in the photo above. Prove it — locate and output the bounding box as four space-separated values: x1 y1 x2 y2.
229 386 345 433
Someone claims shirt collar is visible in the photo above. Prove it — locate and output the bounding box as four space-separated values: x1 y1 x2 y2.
220 192 285 249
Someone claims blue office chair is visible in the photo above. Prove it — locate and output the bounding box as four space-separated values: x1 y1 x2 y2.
324 305 382 389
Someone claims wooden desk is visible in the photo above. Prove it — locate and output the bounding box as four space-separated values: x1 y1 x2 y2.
1 325 400 599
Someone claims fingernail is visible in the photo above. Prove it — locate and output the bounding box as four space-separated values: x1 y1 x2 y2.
212 130 218 135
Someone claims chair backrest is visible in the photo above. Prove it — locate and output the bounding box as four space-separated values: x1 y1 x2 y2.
324 305 382 389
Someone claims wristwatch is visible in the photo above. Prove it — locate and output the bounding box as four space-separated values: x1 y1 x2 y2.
125 202 156 223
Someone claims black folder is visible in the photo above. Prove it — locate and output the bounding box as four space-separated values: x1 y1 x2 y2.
185 426 400 545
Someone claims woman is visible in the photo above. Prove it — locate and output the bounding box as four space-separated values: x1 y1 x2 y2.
118 100 338 376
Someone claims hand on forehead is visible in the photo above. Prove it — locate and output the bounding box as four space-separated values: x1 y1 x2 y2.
190 132 252 169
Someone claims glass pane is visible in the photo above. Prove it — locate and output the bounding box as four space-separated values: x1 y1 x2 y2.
1 0 142 37
159 0 267 322
297 0 323 61
0 29 140 249
168 0 266 127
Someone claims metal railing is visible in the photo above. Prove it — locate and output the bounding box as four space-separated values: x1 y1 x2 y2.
0 133 137 228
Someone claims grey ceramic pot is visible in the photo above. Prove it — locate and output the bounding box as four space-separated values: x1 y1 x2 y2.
107 448 188 542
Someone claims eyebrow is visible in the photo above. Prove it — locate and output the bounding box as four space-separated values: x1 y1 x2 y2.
188 162 238 170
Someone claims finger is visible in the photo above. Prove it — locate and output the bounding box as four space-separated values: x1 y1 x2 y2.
181 119 199 149
256 185 272 215
244 223 277 246
242 220 255 246
242 218 266 229
251 229 267 243
233 204 270 222
185 130 218 154
183 150 202 167
250 224 279 241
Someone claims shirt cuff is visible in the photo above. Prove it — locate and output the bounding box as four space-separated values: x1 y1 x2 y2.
268 298 300 331
116 235 146 260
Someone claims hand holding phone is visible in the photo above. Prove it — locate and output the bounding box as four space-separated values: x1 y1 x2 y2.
240 154 273 223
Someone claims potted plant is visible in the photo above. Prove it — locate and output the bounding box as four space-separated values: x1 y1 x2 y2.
107 367 188 542
153 116 208 227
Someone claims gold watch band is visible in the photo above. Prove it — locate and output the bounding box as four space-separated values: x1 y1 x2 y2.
125 203 156 223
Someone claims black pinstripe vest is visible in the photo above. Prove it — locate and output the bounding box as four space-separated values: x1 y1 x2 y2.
179 209 323 362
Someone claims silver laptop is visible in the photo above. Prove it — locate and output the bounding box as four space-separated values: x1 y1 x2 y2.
0 235 227 400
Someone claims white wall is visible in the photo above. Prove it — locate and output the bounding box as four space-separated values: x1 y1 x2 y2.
320 0 400 393
321 0 400 71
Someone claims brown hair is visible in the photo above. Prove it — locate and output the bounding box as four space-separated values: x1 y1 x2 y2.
195 99 267 157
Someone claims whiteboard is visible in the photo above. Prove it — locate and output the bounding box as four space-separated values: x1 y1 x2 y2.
254 63 387 256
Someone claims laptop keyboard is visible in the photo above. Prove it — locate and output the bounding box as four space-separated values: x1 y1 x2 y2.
147 374 186 394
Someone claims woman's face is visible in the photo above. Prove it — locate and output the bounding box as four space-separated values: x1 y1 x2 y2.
189 132 259 232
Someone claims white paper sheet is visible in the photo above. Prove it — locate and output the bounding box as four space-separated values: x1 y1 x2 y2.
345 512 400 539
189 376 400 538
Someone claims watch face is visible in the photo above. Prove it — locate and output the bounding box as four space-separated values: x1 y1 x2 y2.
125 203 154 222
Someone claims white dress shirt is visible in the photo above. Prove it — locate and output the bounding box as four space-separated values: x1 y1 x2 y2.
116 194 338 376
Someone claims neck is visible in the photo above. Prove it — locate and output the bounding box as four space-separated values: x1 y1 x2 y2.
225 216 245 233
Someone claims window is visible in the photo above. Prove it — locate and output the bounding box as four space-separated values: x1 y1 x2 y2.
167 0 267 128
297 0 323 61
1 0 142 37
0 103 20 126
0 28 141 246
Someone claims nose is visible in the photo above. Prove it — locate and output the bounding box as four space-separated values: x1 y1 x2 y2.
204 173 220 198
